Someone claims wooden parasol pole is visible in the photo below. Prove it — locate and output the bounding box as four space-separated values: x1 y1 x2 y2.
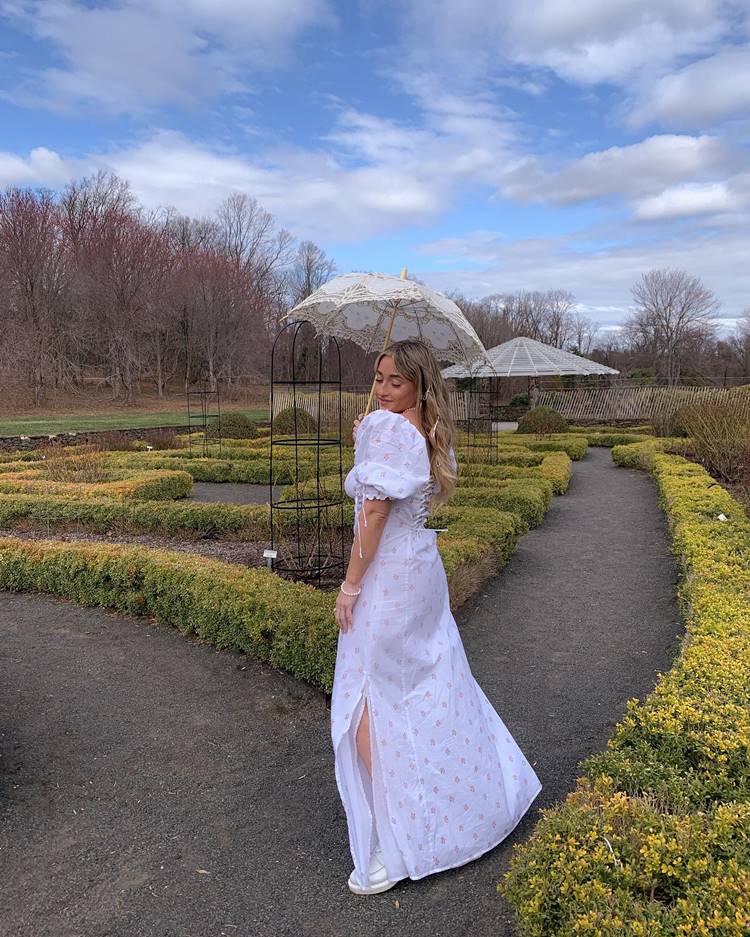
362 267 409 417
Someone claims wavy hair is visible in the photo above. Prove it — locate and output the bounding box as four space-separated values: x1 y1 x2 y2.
374 339 457 507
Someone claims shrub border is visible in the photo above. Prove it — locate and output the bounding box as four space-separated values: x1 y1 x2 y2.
499 446 750 935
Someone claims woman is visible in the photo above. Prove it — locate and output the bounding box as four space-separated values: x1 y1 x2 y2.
331 339 542 895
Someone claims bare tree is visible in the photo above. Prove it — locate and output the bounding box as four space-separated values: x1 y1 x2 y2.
627 268 720 385
570 309 600 356
0 187 70 403
542 289 577 347
288 240 336 304
448 292 514 351
216 192 294 282
728 309 750 382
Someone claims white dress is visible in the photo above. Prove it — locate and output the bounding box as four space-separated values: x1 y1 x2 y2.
330 408 542 884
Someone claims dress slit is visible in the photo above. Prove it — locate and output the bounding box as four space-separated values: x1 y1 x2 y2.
333 680 409 884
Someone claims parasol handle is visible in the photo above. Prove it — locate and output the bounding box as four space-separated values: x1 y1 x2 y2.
362 267 409 417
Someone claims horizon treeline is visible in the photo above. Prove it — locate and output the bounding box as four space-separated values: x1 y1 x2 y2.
1 171 748 408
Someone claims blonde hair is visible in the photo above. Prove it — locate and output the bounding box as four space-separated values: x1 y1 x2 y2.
375 339 457 507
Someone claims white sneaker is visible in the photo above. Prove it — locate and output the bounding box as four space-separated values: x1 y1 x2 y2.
347 847 400 895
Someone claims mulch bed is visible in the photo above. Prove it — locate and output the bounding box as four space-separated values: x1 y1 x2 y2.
0 526 268 567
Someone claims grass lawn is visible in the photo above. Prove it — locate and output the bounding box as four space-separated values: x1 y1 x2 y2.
0 408 269 437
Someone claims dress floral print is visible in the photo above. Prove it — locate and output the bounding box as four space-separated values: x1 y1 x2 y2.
330 408 542 885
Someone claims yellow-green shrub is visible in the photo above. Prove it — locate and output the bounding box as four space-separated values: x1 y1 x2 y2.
612 438 694 470
0 497 526 693
584 432 653 447
0 492 270 539
498 433 588 460
0 469 192 501
500 450 750 935
0 537 338 691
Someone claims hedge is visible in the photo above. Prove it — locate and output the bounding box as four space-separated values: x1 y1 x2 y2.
486 433 588 461
583 432 654 448
611 438 695 470
449 482 550 528
0 469 192 502
461 453 572 495
110 451 347 484
0 498 527 693
0 491 269 539
0 537 339 691
500 450 750 935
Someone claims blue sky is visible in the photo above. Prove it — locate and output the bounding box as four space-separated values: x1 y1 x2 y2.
1 1 749 335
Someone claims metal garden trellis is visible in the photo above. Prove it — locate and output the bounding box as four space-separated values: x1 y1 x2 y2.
268 319 348 589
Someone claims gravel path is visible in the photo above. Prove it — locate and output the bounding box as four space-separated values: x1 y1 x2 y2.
0 447 683 937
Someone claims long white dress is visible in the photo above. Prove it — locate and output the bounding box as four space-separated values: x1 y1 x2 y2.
330 408 542 885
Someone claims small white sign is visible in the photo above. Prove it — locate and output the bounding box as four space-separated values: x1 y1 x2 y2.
263 549 278 558
717 513 728 521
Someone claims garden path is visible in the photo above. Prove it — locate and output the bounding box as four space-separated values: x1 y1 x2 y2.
0 448 683 937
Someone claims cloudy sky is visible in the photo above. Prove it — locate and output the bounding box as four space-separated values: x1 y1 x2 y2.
1 1 749 334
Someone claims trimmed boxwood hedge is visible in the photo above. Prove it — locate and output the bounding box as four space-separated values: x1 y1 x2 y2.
0 537 338 690
110 450 348 484
0 469 192 501
0 497 526 693
459 452 572 495
0 492 270 539
472 433 587 461
611 437 694 470
582 432 653 448
500 449 750 936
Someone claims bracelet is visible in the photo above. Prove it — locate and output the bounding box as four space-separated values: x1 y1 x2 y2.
340 581 361 596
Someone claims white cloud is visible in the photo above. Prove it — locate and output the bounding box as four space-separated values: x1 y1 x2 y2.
416 225 750 328
628 46 750 128
0 145 76 187
325 97 516 190
501 134 733 204
633 181 736 220
1 0 333 114
395 0 736 87
0 129 449 240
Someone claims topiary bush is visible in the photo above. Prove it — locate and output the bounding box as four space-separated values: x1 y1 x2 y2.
509 392 529 406
205 412 258 440
516 406 568 436
273 406 319 435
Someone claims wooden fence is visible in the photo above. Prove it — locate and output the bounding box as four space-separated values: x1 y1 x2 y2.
533 385 750 421
270 389 480 425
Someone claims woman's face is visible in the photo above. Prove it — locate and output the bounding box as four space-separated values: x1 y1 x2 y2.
375 355 417 413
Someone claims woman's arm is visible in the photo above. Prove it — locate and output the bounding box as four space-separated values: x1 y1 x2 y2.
335 497 391 633
345 498 391 586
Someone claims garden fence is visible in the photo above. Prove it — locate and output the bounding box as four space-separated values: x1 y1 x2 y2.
269 389 481 425
533 385 750 421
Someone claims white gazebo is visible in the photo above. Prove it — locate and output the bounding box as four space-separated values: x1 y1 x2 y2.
441 336 619 380
441 336 619 436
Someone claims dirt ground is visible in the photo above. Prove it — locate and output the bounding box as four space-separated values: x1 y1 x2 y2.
0 447 685 937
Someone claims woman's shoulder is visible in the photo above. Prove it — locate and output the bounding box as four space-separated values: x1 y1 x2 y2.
362 408 425 439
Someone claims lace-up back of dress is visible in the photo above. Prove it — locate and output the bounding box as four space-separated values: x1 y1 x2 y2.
389 475 436 531
347 410 451 541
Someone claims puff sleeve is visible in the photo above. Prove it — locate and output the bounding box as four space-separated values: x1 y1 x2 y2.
344 410 430 558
